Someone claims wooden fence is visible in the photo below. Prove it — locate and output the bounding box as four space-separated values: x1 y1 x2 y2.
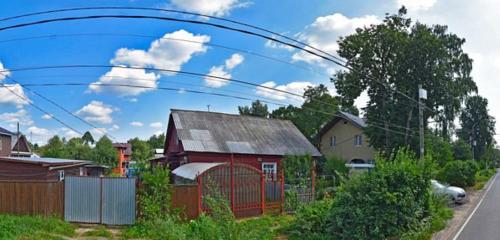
172 184 199 220
0 181 64 218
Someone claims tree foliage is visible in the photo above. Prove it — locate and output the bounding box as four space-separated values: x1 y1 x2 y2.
129 137 153 165
81 131 95 145
238 100 269 118
147 133 165 149
452 139 473 161
334 7 477 153
458 95 496 160
92 136 117 167
270 84 339 143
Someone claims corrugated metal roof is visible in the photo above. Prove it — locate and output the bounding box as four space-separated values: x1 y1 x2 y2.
317 111 367 138
170 109 321 156
172 162 225 180
340 111 367 128
0 126 14 136
0 156 89 165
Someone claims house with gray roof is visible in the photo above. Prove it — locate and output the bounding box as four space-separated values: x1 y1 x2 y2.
318 111 376 163
152 109 321 175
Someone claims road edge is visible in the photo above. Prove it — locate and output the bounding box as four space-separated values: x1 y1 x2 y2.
450 171 498 240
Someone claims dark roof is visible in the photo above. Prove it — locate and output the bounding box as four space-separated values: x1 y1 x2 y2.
318 111 367 137
0 126 14 136
0 156 89 166
113 143 132 155
168 109 321 157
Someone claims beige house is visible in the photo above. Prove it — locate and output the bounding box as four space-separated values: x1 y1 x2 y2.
318 112 376 163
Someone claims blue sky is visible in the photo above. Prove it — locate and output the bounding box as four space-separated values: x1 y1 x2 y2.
2 0 497 144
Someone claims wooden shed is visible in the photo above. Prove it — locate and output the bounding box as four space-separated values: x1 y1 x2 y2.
0 157 91 181
153 109 322 177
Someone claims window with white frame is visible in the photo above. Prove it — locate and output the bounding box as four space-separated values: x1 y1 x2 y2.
262 162 277 179
355 135 363 146
330 136 336 147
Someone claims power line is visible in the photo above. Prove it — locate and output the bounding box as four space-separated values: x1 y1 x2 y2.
0 14 347 67
0 32 325 77
1 74 114 139
0 6 347 65
0 64 417 134
0 81 83 136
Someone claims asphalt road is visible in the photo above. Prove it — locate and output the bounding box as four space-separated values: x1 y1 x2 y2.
455 173 500 240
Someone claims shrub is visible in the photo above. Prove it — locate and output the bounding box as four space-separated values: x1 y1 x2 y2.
0 215 75 239
137 167 172 221
287 149 436 240
439 160 479 188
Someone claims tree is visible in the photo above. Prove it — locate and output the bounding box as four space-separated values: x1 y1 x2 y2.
82 131 95 145
238 100 269 118
41 136 65 158
65 137 92 160
270 84 339 143
334 7 477 154
147 133 165 149
92 136 117 167
425 133 453 166
452 139 473 161
458 96 496 160
129 137 153 165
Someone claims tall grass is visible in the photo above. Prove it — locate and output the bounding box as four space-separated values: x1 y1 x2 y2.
0 214 75 240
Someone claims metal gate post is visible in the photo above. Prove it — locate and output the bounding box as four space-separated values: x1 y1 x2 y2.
197 176 202 216
280 171 285 214
99 177 103 224
230 153 235 213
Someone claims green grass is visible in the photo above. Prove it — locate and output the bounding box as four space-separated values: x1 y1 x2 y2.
0 214 75 240
82 226 114 239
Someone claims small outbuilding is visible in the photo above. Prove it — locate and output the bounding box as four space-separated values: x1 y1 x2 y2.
0 157 95 181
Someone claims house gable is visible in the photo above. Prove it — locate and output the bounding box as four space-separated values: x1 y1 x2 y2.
319 114 375 163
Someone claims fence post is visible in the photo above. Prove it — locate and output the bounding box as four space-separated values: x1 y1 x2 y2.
230 153 235 213
197 176 202 216
261 172 265 214
311 164 316 202
280 171 285 214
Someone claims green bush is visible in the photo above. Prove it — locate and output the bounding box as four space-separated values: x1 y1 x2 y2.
137 167 172 221
439 160 479 188
287 149 435 240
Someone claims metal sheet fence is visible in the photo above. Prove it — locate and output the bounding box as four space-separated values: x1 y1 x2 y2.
102 178 136 225
64 177 100 223
0 181 64 218
64 176 136 225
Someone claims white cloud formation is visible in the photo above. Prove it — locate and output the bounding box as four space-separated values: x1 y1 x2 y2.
90 128 108 139
111 30 210 72
0 109 34 126
26 126 54 144
0 62 10 81
61 128 80 139
109 124 120 131
170 0 249 17
292 13 380 71
154 130 164 136
76 101 114 124
130 121 144 127
89 67 160 96
396 0 437 11
255 81 315 101
41 114 53 120
149 122 163 128
204 54 244 87
0 84 30 106
129 98 138 103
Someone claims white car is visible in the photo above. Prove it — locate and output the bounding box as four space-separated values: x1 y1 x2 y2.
431 179 467 204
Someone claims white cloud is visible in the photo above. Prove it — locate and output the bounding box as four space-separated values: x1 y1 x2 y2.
41 114 53 120
255 81 314 101
170 0 249 17
396 0 437 11
26 126 54 144
129 98 138 103
109 124 120 131
89 67 160 96
76 101 114 124
204 54 244 87
265 38 294 51
0 108 34 126
62 129 80 139
0 84 30 106
154 130 164 136
111 30 210 73
150 122 163 128
130 121 144 127
292 13 380 71
0 62 10 81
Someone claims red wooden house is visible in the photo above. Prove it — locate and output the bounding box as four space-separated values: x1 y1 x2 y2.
152 109 321 176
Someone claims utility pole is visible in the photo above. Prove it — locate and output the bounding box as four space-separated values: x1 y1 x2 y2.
418 85 427 160
207 104 211 112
